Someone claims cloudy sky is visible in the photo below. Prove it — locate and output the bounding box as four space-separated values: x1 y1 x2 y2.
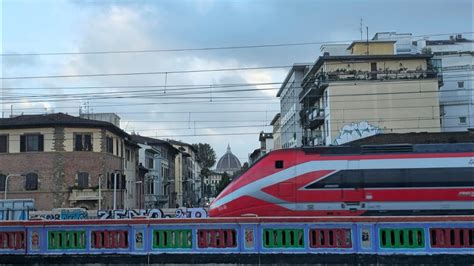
1 0 472 164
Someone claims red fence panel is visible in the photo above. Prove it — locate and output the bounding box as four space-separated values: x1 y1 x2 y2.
0 231 25 250
197 229 236 248
310 228 352 248
91 230 128 249
430 228 474 248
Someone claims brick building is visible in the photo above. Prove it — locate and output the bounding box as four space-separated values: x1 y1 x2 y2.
0 113 139 210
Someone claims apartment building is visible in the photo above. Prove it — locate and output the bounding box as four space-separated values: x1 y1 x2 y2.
0 113 139 210
300 40 441 146
276 64 310 148
168 140 202 208
131 135 179 208
270 113 282 150
373 32 473 131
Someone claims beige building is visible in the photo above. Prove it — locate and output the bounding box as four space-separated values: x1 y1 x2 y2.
300 41 441 146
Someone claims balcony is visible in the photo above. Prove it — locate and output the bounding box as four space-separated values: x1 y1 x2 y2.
299 69 438 103
300 107 325 129
69 189 101 202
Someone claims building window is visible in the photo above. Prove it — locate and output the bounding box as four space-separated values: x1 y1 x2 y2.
459 116 467 124
106 137 113 153
147 158 154 169
0 135 8 153
74 134 92 151
77 172 89 189
458 81 464 88
20 134 44 152
115 139 119 156
25 173 38 190
0 174 6 190
107 173 113 189
126 149 131 161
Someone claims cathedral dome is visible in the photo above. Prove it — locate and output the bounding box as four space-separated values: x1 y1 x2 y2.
215 144 241 174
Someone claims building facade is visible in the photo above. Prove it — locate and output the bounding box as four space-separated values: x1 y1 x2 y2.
372 32 473 132
416 35 474 131
0 113 139 210
131 135 179 208
276 64 310 148
270 113 282 150
168 140 202 208
300 41 441 146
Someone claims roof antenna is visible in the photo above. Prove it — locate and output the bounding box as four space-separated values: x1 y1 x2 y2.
366 26 369 55
359 18 363 40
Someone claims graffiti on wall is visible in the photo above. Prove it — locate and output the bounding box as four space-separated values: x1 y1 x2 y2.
29 208 88 220
97 209 165 219
175 208 208 218
333 121 382 145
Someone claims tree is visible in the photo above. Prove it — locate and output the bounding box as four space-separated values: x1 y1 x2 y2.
231 162 249 180
192 143 216 169
192 143 217 199
215 172 231 196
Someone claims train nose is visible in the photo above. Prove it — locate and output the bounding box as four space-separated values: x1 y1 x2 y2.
208 200 226 217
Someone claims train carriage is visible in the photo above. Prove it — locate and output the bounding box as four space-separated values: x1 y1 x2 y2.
209 143 474 217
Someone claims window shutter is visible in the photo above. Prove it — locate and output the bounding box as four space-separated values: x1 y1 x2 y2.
38 135 44 151
75 135 83 151
0 174 6 190
20 135 26 152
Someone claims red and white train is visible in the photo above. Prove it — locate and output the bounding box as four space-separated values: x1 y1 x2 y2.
209 144 474 217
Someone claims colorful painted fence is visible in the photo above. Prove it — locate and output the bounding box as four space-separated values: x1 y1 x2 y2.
0 216 473 255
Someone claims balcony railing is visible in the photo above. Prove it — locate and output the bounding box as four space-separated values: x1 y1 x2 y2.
145 194 168 203
300 69 439 103
69 189 101 202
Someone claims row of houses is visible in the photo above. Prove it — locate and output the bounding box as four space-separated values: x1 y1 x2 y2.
248 32 472 162
0 112 207 210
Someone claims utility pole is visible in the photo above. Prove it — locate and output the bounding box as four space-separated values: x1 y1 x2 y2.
360 18 363 40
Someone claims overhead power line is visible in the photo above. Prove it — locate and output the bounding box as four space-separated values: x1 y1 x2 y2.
0 65 296 80
1 31 472 56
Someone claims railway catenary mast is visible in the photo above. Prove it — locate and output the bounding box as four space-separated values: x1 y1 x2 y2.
209 143 474 217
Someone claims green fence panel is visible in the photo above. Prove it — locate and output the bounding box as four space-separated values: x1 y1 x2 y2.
47 231 86 250
263 229 304 248
379 228 424 249
152 230 192 249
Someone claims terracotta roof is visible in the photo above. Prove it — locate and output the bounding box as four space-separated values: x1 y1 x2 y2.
130 135 179 153
0 112 129 137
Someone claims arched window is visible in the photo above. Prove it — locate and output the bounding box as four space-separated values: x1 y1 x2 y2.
77 172 89 189
25 173 38 190
0 174 6 191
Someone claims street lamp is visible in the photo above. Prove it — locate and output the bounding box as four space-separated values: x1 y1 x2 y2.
4 174 24 200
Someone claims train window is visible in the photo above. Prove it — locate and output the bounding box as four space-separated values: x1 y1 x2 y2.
275 160 284 169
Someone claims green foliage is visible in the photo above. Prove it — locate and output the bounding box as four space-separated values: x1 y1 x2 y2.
215 172 231 196
192 143 216 169
231 162 249 180
421 47 432 55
